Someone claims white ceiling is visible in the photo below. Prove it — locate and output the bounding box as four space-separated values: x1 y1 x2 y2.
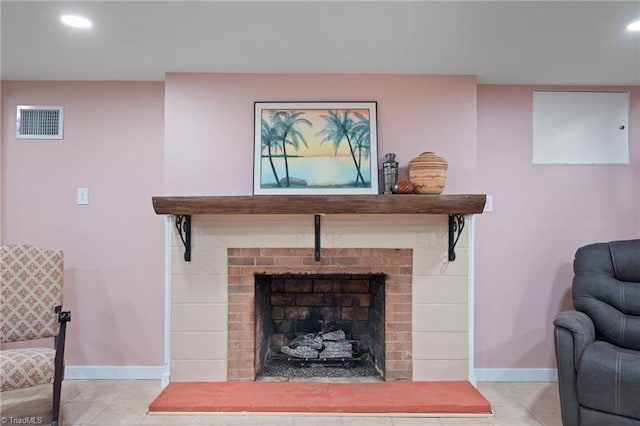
2 1 640 85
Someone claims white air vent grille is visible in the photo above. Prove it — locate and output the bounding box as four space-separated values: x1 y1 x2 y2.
16 105 64 139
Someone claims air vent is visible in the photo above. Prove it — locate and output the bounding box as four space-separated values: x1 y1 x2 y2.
16 105 64 139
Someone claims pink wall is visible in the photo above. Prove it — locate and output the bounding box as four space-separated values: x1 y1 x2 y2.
2 76 639 372
164 73 478 195
1 81 166 366
475 85 640 368
0 84 3 241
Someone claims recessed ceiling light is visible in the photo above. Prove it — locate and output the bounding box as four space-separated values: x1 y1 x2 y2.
627 19 640 32
60 15 92 29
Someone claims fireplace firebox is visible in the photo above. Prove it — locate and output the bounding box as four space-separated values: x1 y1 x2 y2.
255 273 386 380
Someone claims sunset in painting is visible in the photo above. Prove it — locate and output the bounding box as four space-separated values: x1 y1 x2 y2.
255 102 378 194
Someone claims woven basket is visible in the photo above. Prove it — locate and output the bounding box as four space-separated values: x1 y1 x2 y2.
408 152 448 194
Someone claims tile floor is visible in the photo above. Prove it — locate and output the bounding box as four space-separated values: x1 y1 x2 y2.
0 380 562 425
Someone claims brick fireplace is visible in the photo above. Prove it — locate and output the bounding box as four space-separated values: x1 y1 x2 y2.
229 247 412 380
168 213 473 383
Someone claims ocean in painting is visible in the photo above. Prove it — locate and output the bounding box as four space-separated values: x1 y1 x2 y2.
261 156 372 188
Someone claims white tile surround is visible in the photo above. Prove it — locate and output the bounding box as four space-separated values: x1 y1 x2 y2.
168 214 473 382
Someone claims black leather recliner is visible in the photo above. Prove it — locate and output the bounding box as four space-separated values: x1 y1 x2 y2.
554 239 640 426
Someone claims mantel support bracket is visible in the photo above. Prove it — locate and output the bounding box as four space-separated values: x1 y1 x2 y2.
314 214 322 261
448 214 465 262
175 215 191 262
172 212 465 263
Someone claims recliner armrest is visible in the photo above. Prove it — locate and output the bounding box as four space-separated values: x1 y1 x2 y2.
553 310 595 367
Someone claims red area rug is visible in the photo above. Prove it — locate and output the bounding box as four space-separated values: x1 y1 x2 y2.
148 381 492 416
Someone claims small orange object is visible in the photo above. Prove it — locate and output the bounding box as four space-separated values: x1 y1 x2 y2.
393 180 415 194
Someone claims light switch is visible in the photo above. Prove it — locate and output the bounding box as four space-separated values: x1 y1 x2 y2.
77 187 89 205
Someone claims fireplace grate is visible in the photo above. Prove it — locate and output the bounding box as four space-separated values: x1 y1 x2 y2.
256 356 380 381
285 354 365 369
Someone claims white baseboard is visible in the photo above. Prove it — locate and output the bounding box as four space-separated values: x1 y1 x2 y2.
468 373 477 387
65 365 168 381
474 368 558 382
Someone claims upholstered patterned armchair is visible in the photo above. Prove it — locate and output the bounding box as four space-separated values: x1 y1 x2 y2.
0 245 71 426
553 239 640 426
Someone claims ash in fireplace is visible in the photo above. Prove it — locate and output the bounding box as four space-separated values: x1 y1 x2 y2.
256 357 380 380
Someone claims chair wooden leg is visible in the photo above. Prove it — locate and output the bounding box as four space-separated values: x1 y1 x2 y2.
52 314 69 426
51 369 63 426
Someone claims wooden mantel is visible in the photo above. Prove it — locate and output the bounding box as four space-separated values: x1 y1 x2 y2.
152 194 486 262
151 194 486 216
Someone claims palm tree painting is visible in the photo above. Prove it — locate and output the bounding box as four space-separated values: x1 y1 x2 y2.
254 102 378 195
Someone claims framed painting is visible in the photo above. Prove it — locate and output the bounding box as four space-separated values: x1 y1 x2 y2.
254 101 379 195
